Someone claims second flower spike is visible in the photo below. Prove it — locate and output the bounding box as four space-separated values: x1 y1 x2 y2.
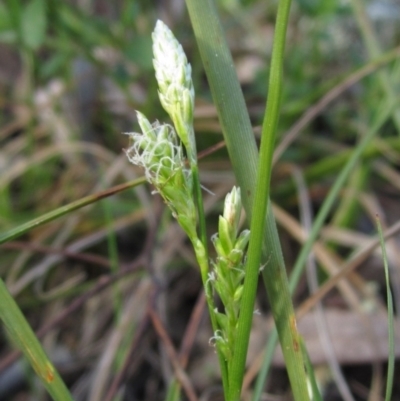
210 187 250 363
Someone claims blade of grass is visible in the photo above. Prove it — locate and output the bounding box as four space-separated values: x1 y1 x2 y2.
228 0 310 400
0 177 145 245
300 337 323 401
376 216 395 401
185 0 259 197
0 278 74 401
185 1 309 400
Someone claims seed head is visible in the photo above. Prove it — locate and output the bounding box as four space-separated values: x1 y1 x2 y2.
152 20 195 151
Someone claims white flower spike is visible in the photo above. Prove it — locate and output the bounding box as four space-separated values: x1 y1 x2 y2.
152 20 195 154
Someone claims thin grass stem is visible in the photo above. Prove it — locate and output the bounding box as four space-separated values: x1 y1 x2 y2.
228 0 311 399
376 217 395 401
0 177 146 245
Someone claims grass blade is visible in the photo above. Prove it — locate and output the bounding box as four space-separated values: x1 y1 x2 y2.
300 337 323 401
0 177 145 245
0 279 74 401
376 217 395 401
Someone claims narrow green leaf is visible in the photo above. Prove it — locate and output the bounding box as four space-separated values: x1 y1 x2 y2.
21 0 47 49
4 0 22 31
0 3 12 31
0 279 74 401
0 178 145 245
376 217 395 401
300 337 323 401
228 0 310 398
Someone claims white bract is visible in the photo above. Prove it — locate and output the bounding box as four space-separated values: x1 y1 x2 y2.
125 112 197 240
125 112 185 184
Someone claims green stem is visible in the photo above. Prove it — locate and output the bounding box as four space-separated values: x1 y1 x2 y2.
228 0 310 399
190 236 229 393
376 218 395 401
186 125 229 389
191 164 208 260
0 178 146 245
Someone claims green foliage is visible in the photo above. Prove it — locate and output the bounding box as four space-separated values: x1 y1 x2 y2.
0 278 74 401
124 34 153 70
296 0 338 16
376 218 395 401
0 0 399 400
0 2 13 34
21 0 47 50
0 0 48 48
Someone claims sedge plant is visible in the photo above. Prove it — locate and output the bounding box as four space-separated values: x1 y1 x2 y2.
125 18 310 401
125 20 255 395
0 6 310 400
0 3 397 400
0 7 310 401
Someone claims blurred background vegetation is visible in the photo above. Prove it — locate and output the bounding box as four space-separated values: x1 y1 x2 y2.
1 0 400 400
